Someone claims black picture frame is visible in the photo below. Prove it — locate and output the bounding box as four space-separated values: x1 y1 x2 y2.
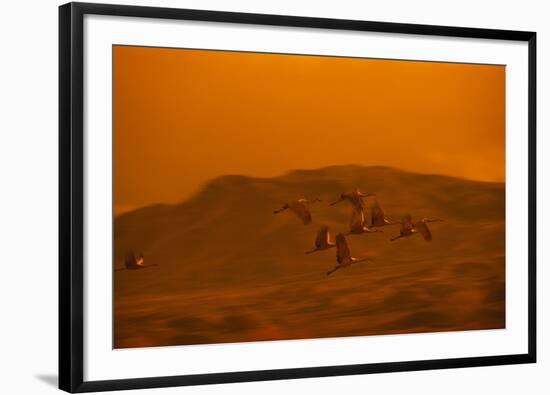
59 2 537 393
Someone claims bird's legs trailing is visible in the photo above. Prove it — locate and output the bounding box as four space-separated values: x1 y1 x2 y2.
390 235 405 242
345 228 382 236
306 245 335 254
365 227 383 233
327 266 340 276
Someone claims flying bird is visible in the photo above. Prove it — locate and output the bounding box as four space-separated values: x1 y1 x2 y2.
390 215 415 241
330 189 374 213
390 216 443 242
369 200 398 227
327 233 370 276
273 198 320 225
115 252 158 271
346 209 382 236
305 225 336 254
413 218 443 241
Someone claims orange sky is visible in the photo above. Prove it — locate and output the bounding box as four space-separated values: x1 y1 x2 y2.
113 46 505 215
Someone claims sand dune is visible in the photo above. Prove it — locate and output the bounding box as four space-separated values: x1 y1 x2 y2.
114 165 505 348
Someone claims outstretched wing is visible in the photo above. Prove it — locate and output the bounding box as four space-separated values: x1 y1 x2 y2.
371 202 386 226
315 225 330 248
349 192 365 212
414 220 432 241
335 233 352 265
289 200 312 224
349 209 365 233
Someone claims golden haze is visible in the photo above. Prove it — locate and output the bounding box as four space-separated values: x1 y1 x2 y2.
113 46 505 215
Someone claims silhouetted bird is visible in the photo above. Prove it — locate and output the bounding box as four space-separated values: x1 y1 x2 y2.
330 189 374 213
369 200 398 227
305 225 336 254
327 233 370 276
345 209 382 236
115 252 158 271
390 216 443 242
273 198 320 225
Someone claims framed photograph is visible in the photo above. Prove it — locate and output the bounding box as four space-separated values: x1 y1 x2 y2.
59 2 537 393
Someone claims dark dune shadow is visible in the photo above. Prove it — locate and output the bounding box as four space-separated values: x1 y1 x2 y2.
168 316 212 332
426 283 458 299
485 283 505 303
468 308 505 323
385 310 454 331
218 314 259 334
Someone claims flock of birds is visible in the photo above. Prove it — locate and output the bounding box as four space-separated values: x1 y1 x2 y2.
273 189 443 276
117 188 441 274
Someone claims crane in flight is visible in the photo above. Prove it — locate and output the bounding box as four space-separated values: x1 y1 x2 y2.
273 198 320 225
369 200 398 228
327 233 370 276
305 225 336 254
330 189 374 213
345 208 382 236
390 215 443 242
115 252 158 271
